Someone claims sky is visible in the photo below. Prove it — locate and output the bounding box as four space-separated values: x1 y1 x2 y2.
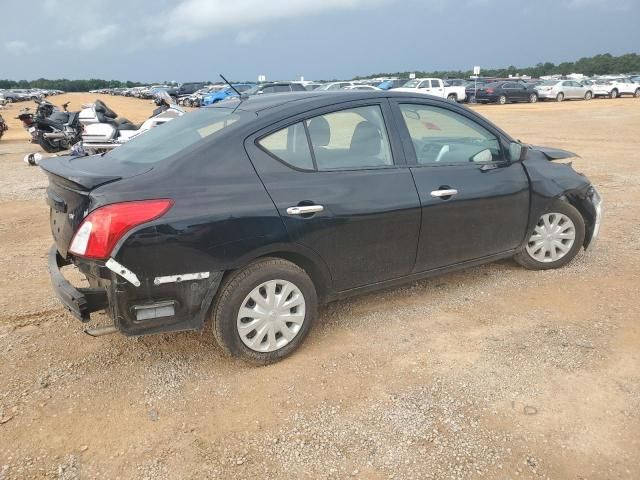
1 0 639 82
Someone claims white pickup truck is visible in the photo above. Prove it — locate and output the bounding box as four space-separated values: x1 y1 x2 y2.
393 78 467 102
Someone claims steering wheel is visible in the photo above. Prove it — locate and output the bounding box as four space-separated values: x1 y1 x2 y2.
420 142 449 163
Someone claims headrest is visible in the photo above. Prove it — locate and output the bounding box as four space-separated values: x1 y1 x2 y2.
307 116 330 147
350 121 381 157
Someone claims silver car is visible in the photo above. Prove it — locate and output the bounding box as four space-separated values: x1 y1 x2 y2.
535 80 593 102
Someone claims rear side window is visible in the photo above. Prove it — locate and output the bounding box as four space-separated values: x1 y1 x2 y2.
258 105 394 171
258 122 314 170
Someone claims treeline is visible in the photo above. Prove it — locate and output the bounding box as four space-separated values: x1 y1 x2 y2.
355 52 640 80
0 78 148 92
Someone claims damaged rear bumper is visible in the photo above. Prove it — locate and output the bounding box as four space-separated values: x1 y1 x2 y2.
47 244 223 335
48 245 109 321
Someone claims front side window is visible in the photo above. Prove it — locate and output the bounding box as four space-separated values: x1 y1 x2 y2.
399 104 502 165
306 106 393 170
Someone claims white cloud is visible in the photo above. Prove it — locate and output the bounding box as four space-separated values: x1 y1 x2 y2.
235 30 259 45
160 0 389 43
77 24 120 50
3 40 38 55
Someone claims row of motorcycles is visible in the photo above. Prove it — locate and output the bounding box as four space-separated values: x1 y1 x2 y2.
13 91 183 156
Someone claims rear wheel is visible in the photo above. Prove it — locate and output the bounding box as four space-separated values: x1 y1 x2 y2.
556 92 564 102
584 91 593 100
37 131 64 153
447 93 457 102
211 258 317 364
514 201 585 270
634 89 640 98
529 93 538 103
610 89 618 99
6 97 13 104
498 95 507 105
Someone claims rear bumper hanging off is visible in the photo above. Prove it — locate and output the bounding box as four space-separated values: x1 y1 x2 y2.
47 245 109 322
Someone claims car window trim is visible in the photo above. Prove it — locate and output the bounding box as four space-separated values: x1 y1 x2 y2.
388 98 510 167
251 98 407 172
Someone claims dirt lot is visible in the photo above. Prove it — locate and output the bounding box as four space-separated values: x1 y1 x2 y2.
0 94 639 480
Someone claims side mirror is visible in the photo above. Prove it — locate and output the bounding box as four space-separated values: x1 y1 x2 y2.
509 142 528 162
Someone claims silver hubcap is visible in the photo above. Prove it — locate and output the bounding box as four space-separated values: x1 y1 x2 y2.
526 213 576 263
237 279 305 352
530 94 537 102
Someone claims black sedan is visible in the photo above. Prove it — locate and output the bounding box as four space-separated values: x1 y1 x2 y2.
42 91 602 363
475 81 539 104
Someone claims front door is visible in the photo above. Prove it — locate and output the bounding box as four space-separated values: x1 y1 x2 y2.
390 100 530 271
246 102 422 291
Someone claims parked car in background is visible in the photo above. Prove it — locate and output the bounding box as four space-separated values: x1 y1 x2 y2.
465 79 494 103
303 83 324 91
245 82 306 96
0 90 26 102
535 80 593 101
315 81 356 91
377 79 408 90
43 90 602 364
167 82 207 99
443 79 468 87
475 81 539 104
592 78 640 98
394 78 466 102
201 84 254 106
343 85 381 91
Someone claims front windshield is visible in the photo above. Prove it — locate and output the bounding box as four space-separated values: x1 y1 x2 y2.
540 80 559 86
402 80 421 88
595 80 610 85
106 108 252 165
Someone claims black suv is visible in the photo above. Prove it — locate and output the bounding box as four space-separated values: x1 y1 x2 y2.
42 91 602 364
167 82 206 98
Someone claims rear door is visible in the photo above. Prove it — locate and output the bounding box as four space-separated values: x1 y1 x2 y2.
246 100 421 291
390 99 530 271
430 79 445 98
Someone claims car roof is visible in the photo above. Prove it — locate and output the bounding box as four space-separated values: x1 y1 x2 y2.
207 90 456 114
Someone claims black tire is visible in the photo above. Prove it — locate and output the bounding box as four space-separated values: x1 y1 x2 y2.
37 131 64 153
497 95 507 105
584 91 593 100
528 93 538 103
514 201 585 270
211 258 317 364
610 89 618 99
447 94 457 102
556 92 564 102
634 89 640 98
6 97 13 104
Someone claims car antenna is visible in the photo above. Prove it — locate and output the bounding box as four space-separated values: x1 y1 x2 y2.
220 74 247 100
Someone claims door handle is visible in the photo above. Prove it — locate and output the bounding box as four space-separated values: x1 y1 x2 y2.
286 205 324 215
430 189 458 198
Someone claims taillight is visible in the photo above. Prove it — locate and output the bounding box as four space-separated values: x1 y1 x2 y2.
485 88 494 94
69 199 173 259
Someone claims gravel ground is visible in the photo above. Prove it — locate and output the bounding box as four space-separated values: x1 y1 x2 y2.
0 94 639 479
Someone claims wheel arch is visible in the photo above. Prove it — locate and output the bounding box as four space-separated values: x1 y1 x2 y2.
559 190 596 248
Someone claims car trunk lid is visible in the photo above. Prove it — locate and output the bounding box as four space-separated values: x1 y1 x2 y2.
40 155 149 258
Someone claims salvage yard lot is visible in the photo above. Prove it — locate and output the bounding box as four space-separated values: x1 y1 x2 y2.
0 94 639 479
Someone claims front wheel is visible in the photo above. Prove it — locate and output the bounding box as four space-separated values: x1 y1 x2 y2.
610 89 618 99
556 92 564 102
529 93 538 103
514 201 585 270
584 91 593 100
634 89 640 98
211 258 317 364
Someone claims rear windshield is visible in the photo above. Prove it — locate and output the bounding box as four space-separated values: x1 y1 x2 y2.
106 108 253 165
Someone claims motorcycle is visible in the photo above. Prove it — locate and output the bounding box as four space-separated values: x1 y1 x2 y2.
74 91 184 155
16 99 80 152
0 113 8 140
